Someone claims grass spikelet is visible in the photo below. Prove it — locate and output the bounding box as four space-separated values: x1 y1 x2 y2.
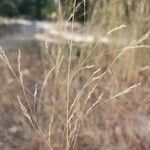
106 24 127 36
18 96 33 126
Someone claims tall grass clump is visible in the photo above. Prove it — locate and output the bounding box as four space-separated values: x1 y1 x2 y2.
0 0 150 150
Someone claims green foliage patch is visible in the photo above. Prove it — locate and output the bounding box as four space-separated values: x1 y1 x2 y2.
0 0 57 20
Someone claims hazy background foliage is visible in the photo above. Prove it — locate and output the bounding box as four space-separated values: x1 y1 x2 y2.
0 0 149 27
0 0 57 19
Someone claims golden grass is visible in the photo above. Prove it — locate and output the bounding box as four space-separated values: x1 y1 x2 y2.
0 1 150 150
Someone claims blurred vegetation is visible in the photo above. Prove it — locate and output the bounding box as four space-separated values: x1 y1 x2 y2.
0 0 19 17
0 0 149 26
0 0 57 20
